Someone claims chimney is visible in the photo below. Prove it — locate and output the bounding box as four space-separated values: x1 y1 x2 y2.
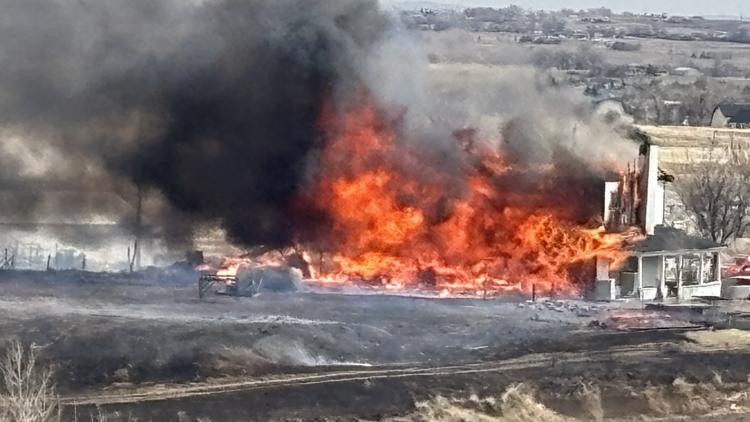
642 144 664 235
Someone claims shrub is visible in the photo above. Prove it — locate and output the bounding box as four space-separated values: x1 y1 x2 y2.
0 341 58 422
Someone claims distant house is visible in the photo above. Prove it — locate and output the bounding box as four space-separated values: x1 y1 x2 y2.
712 103 750 128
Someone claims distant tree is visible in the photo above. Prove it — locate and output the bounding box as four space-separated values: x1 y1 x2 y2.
603 64 627 78
674 147 750 243
431 20 450 31
505 5 525 18
541 15 566 34
587 7 612 17
645 64 660 76
575 44 602 69
464 5 526 25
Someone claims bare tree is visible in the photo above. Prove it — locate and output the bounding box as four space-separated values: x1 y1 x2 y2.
674 147 750 243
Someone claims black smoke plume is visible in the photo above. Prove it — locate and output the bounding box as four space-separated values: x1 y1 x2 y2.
0 0 386 247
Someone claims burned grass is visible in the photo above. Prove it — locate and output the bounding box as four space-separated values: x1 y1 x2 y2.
4 273 750 420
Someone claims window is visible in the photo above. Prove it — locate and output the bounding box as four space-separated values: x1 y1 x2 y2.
664 256 679 297
664 256 678 284
681 254 701 286
702 253 717 282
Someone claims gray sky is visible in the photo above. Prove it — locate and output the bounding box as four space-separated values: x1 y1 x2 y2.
396 1 749 18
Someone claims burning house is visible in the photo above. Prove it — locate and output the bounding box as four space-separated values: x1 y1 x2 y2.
596 139 725 301
2 0 717 302
291 96 633 297
8 3 750 421
199 98 636 298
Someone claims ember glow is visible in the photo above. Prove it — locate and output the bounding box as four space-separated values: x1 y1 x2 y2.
289 93 639 296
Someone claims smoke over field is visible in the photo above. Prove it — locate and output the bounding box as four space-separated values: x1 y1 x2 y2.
0 0 386 248
0 0 636 279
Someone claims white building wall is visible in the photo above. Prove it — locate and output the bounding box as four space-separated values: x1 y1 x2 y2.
640 287 659 301
711 109 729 128
681 282 722 300
644 145 664 235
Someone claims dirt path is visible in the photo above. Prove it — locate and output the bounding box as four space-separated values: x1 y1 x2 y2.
61 338 737 407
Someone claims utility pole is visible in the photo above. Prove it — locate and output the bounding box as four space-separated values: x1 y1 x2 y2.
127 184 143 273
133 184 143 271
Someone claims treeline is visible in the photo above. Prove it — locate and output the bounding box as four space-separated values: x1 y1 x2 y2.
401 5 569 34
400 5 750 45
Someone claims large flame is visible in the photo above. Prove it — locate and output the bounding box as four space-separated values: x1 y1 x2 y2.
297 93 637 296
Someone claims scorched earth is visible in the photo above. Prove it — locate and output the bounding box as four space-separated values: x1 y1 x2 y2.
2 271 750 421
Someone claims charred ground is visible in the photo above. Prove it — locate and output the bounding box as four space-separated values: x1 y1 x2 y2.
3 271 750 421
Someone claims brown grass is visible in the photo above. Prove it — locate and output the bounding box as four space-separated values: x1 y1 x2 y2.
388 383 574 422
387 376 750 422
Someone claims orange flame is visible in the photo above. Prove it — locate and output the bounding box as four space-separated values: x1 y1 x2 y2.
298 95 635 296
299 93 636 296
